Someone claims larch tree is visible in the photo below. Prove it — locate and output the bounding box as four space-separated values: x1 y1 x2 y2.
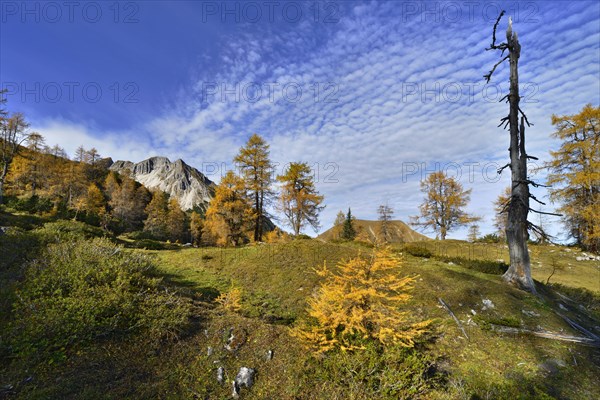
484 12 557 292
467 224 481 243
144 191 169 239
110 176 149 231
166 198 187 243
83 183 108 228
49 144 67 159
292 247 430 353
493 187 511 240
333 210 345 239
86 148 100 165
25 132 46 195
546 104 599 252
276 162 325 236
410 171 478 240
234 134 274 242
74 146 87 163
1 111 30 204
204 171 252 246
189 211 204 246
104 172 120 200
377 204 394 243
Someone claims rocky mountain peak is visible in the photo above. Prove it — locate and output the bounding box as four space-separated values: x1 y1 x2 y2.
109 156 215 211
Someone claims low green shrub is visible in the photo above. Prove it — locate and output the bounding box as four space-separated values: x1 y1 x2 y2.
35 220 106 242
123 230 157 240
128 239 169 250
299 342 443 399
8 238 191 363
437 256 509 275
477 233 502 243
5 195 53 214
294 234 312 240
403 245 433 258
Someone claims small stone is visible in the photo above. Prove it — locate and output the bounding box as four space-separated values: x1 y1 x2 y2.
232 367 256 397
522 309 540 317
207 346 213 356
235 367 256 388
266 350 274 360
482 299 495 310
217 367 224 384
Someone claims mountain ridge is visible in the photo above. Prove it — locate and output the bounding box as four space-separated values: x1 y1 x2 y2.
109 156 215 211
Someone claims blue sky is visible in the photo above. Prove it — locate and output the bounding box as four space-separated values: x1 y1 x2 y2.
2 0 599 238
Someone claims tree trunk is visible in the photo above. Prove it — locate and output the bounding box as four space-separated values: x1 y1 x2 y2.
254 190 260 242
502 23 536 293
0 162 8 204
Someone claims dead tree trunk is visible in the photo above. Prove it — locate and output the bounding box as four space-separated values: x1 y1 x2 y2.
485 13 538 293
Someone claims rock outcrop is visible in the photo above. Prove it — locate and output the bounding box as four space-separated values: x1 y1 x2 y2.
109 156 215 210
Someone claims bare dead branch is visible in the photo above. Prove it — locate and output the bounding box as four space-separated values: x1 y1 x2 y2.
527 221 554 241
497 163 511 175
515 179 549 188
490 324 600 347
529 193 546 205
518 107 533 127
528 208 562 217
484 55 509 83
487 10 507 50
556 313 600 341
438 298 469 340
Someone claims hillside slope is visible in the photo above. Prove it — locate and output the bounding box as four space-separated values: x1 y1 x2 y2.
318 219 429 243
2 218 599 399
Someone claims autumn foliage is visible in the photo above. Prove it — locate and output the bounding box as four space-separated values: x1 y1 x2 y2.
411 171 479 240
293 247 430 353
547 104 599 252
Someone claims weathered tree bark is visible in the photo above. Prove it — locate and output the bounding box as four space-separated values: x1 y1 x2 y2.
0 162 8 204
485 14 536 293
503 20 535 293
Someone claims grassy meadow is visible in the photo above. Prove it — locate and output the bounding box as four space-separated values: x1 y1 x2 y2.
1 215 599 399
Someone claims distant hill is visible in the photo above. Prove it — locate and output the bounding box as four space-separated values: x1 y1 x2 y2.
318 219 429 243
110 157 215 211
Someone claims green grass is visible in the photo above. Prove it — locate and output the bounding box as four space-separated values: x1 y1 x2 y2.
2 216 600 399
403 239 600 293
153 241 364 322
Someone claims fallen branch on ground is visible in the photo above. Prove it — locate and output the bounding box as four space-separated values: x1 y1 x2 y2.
490 324 600 347
438 298 469 340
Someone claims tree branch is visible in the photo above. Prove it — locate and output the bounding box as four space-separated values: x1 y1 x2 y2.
487 10 507 50
484 55 509 83
518 107 533 127
528 193 546 205
497 163 511 175
528 208 562 217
